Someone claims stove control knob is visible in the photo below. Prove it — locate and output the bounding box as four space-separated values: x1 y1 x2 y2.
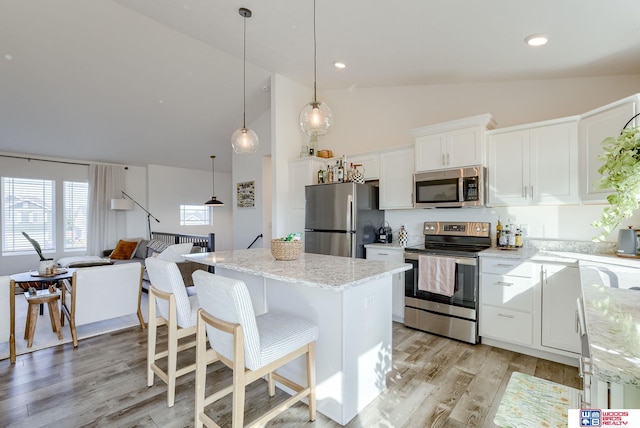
475 226 481 232
482 226 488 232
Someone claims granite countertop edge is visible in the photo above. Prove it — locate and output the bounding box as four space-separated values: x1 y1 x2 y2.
184 248 411 292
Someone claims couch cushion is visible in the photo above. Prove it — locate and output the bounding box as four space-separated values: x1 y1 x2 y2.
110 239 140 260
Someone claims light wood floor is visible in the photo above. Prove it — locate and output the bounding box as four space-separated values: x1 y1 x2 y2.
0 322 581 428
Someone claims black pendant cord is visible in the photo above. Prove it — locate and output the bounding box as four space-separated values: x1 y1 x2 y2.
313 0 317 104
242 13 247 129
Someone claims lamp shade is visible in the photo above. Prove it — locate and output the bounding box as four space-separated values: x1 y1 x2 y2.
299 101 333 136
204 197 224 206
231 127 259 154
111 198 134 210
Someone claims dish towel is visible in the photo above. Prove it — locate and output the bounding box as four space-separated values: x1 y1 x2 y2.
418 255 456 297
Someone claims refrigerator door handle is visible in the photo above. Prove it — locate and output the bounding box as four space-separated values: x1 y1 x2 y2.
347 194 353 231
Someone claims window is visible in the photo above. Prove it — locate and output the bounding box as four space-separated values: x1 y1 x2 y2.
64 181 88 250
2 177 55 255
180 205 211 226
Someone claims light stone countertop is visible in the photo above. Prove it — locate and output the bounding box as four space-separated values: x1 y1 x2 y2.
481 245 640 387
184 248 411 292
579 264 640 387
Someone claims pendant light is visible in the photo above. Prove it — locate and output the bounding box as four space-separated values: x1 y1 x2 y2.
231 7 259 154
204 155 224 206
299 0 333 137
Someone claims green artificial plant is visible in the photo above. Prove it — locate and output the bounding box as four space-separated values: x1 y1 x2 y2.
592 118 640 241
22 231 46 261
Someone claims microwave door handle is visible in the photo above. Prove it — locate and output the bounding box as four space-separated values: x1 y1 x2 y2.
459 178 464 203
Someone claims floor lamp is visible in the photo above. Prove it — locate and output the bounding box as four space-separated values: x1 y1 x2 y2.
111 191 160 239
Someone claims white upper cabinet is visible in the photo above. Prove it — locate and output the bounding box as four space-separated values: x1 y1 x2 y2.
379 146 414 209
346 152 380 180
411 114 496 172
487 117 579 206
579 94 640 203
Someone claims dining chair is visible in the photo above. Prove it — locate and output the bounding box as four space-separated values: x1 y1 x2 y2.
192 270 319 428
145 257 211 407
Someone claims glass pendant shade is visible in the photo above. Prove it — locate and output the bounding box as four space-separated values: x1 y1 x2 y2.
231 127 259 154
299 100 333 136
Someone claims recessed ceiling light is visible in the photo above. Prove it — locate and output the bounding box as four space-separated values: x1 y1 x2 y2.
525 34 548 47
4 54 12 60
333 61 346 69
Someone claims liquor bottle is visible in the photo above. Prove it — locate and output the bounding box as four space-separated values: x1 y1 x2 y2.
327 164 333 183
333 161 339 183
317 167 324 184
499 223 509 247
496 217 502 247
337 159 344 182
515 228 523 248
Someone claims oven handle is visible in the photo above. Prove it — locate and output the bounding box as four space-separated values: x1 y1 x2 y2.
404 252 477 266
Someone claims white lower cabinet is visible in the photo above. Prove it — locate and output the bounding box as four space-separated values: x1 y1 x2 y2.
365 246 405 322
480 256 581 363
480 258 535 346
541 263 581 354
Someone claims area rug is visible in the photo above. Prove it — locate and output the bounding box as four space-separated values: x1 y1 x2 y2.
0 293 149 361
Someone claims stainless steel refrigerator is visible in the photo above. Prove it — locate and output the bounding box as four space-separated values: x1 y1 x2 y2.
304 182 383 258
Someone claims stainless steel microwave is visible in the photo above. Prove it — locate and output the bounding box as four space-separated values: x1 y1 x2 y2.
413 166 485 208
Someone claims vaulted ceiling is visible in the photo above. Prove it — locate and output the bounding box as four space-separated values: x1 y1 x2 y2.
1 0 639 172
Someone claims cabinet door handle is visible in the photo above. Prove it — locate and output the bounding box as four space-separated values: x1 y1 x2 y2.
575 310 579 333
378 252 389 256
523 186 527 198
442 154 446 165
496 281 513 287
446 153 450 165
497 313 514 319
496 263 515 267
530 185 534 198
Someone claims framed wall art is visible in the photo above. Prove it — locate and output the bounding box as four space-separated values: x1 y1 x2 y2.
236 180 255 208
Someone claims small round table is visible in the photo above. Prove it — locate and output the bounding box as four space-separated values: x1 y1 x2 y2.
8 268 76 363
24 289 63 348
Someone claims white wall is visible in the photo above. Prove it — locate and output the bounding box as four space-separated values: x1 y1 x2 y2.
320 74 640 155
147 164 232 250
306 74 640 244
232 108 272 250
271 73 314 239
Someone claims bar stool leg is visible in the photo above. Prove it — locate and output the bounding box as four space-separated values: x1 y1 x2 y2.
48 300 63 340
26 303 39 348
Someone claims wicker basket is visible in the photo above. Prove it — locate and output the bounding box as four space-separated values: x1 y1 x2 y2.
271 239 303 261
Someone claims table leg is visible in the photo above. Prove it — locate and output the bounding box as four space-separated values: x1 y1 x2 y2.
24 303 32 339
10 280 16 363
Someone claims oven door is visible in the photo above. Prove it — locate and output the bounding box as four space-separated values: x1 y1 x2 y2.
404 252 478 311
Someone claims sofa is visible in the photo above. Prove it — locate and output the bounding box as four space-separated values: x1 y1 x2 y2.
57 232 215 290
103 232 215 289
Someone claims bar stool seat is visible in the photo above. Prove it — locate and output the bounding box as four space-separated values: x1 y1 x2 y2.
24 290 63 348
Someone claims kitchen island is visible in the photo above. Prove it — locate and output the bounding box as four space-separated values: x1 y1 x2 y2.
184 248 411 425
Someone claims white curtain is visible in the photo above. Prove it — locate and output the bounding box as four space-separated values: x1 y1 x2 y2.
87 164 126 255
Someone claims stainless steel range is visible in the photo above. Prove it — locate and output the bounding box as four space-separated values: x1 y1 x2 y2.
404 221 491 344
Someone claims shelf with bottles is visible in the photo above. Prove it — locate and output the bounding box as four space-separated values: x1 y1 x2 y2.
496 218 524 249
317 156 366 185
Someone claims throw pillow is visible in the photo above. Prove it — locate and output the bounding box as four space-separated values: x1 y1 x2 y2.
157 243 194 262
146 239 171 255
110 240 140 260
135 239 149 259
122 236 143 259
